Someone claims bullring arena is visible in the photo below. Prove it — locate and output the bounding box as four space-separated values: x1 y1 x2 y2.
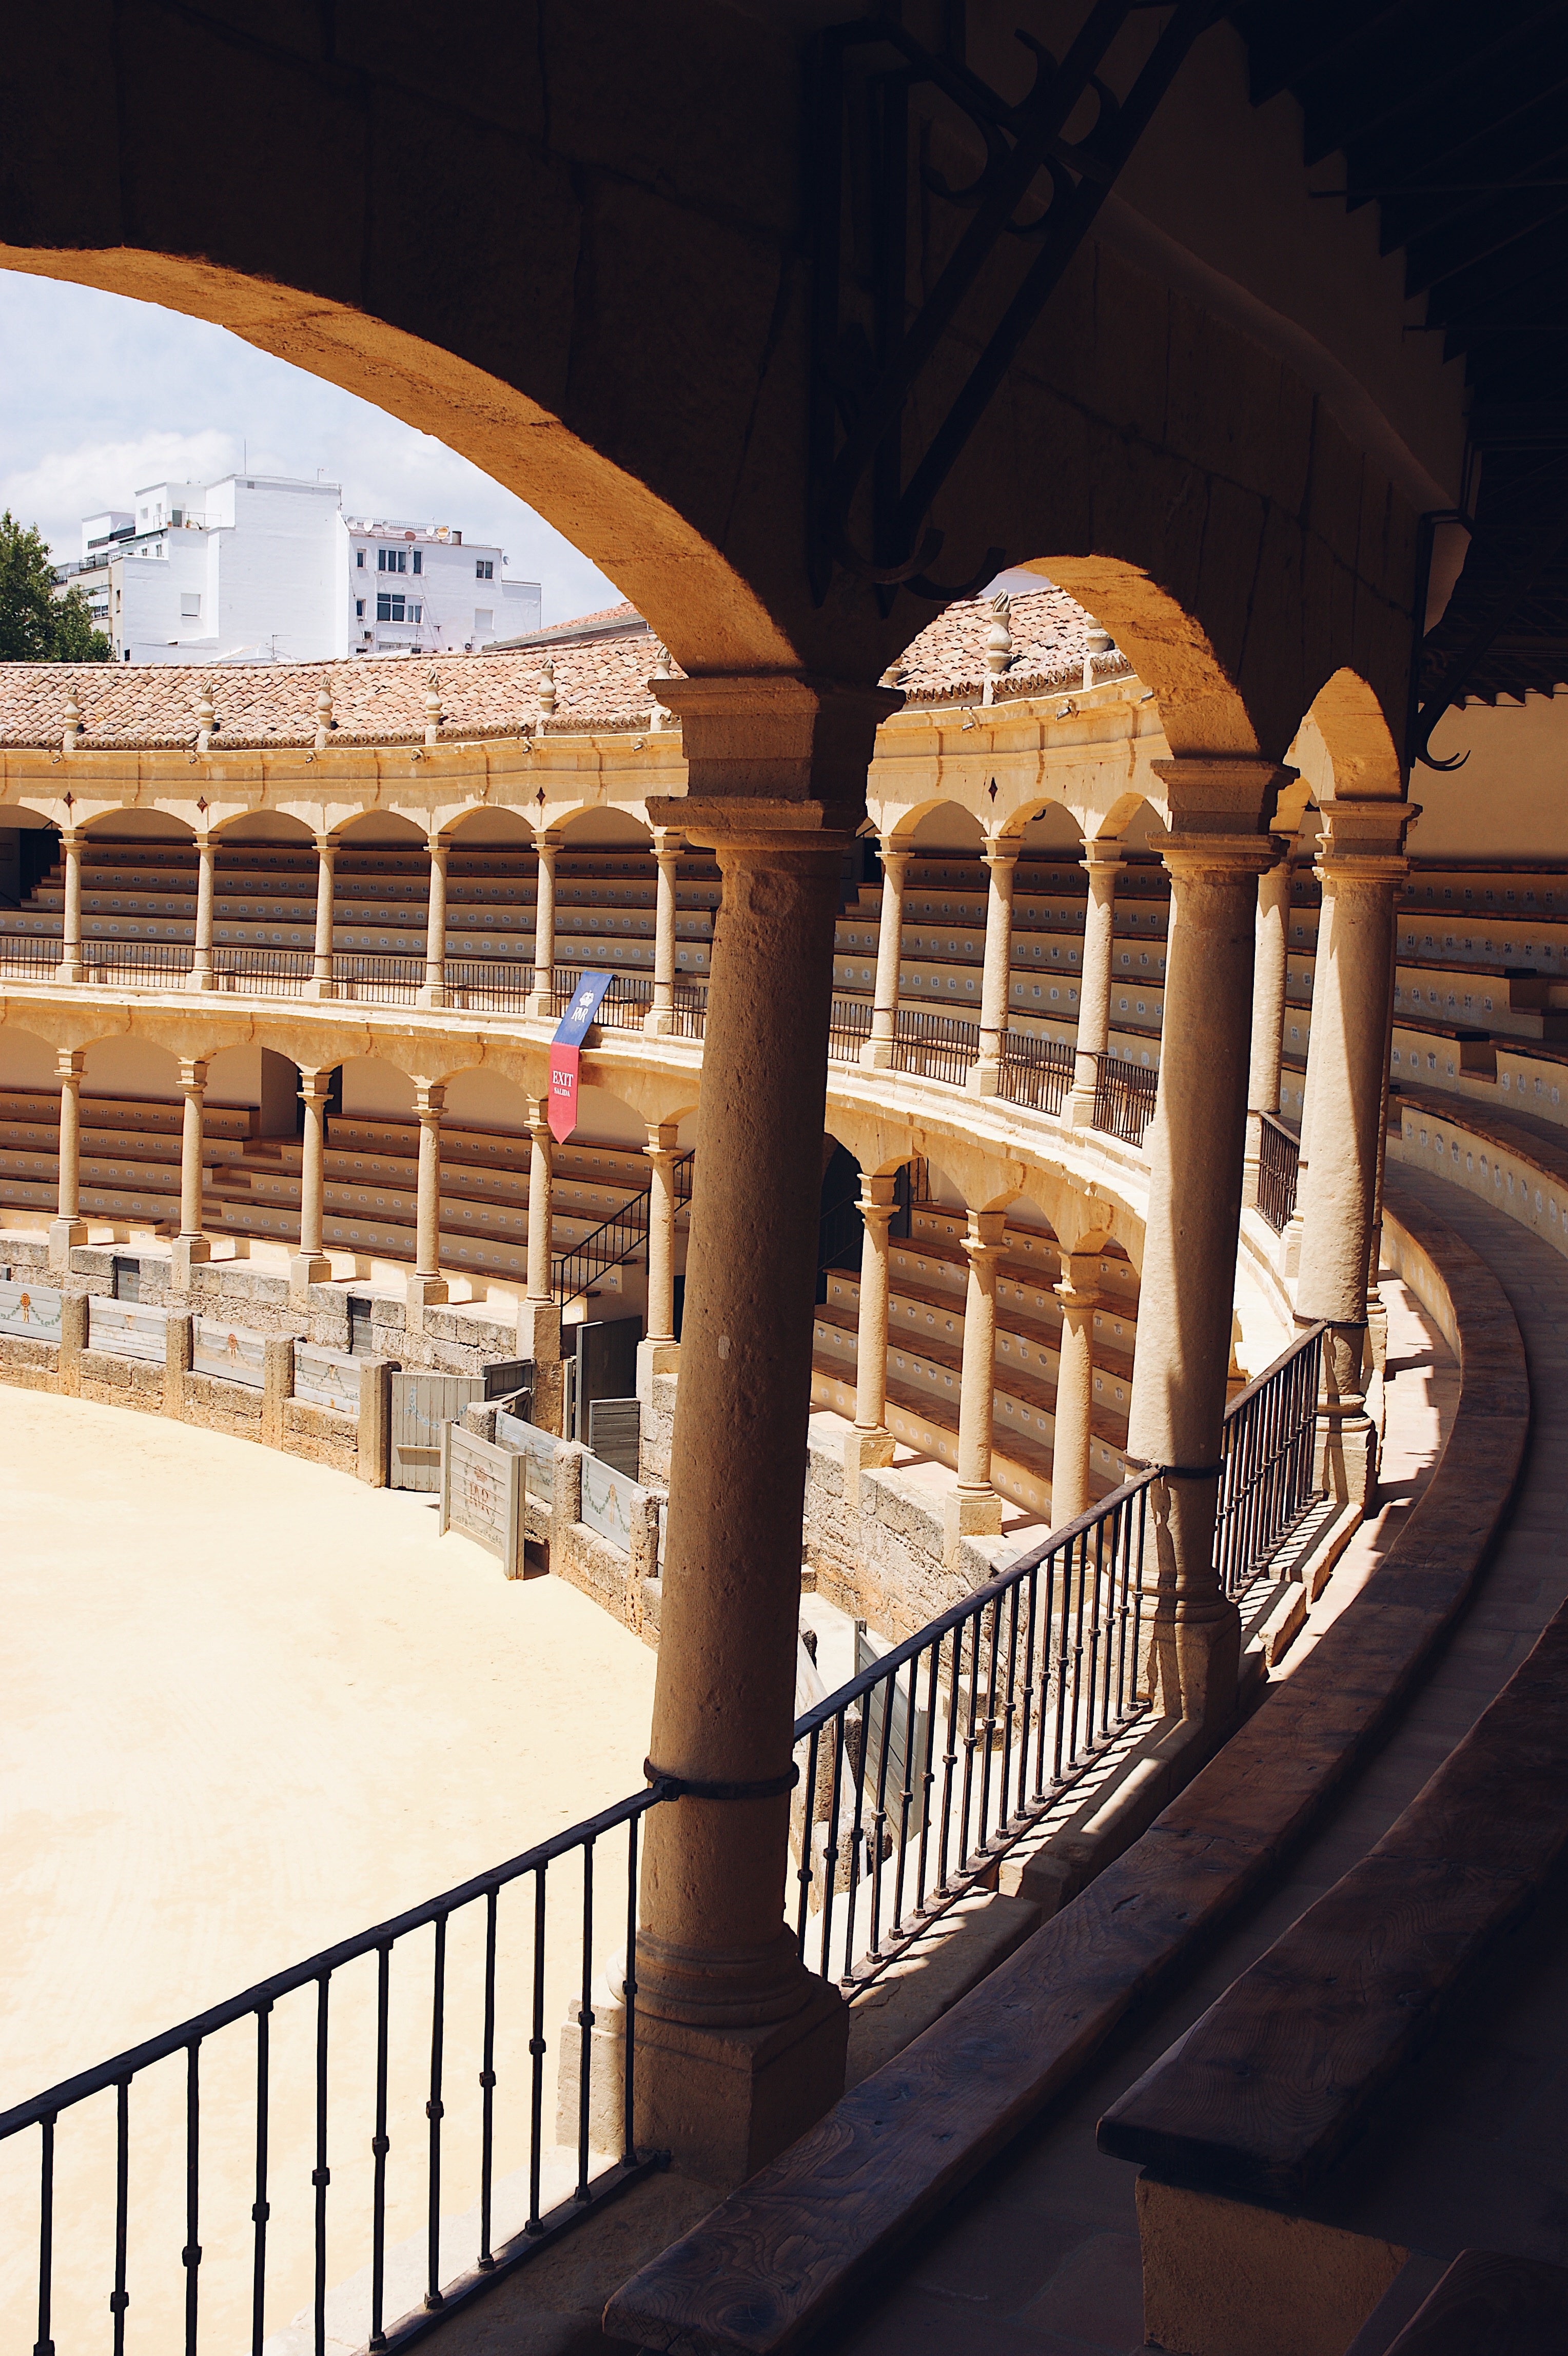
3 10 1568 2356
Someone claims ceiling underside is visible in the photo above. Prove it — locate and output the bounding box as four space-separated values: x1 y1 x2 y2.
1231 0 1568 720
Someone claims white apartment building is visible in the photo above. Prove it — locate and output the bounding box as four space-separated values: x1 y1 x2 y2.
57 473 541 664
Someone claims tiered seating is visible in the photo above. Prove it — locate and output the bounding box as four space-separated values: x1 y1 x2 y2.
810 1209 1138 1515
0 1091 254 1229
1390 861 1568 1123
832 849 1169 1067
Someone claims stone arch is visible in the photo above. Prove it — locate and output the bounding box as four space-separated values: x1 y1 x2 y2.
443 1063 531 1133
336 1053 415 1121
1289 667 1405 808
213 808 317 845
444 807 537 847
554 805 654 848
0 1020 64 1092
82 807 197 840
888 800 984 852
82 1033 181 1101
334 810 427 848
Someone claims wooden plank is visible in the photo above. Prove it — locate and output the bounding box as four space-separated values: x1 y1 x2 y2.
1382 2249 1568 2355
602 1181 1529 2356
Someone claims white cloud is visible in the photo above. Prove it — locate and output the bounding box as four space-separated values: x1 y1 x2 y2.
0 271 620 624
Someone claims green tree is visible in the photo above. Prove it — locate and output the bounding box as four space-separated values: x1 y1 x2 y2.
0 511 112 662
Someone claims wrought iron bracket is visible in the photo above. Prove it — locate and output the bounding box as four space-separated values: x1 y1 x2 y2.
808 2 1221 612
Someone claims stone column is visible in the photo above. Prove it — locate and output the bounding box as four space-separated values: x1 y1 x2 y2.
57 829 85 983
859 841 909 1069
172 1057 211 1291
1064 836 1125 1126
946 1208 1006 1555
290 1068 333 1293
50 1048 87 1269
644 830 684 1035
631 669 895 2187
518 1094 562 1386
190 832 217 990
1125 758 1284 1732
847 1171 897 1477
528 833 560 1018
406 1081 447 1319
969 838 1020 1095
1241 847 1291 1208
421 835 448 1006
1051 1248 1100 1526
1296 806 1410 1508
311 835 337 997
639 1121 681 1388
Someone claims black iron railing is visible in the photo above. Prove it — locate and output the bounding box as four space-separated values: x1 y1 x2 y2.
791 1476 1156 1987
889 1007 979 1087
827 998 874 1062
85 941 196 985
0 933 64 979
1256 1112 1300 1233
553 1150 694 1310
443 959 533 1014
548 967 652 1030
1 1790 667 2356
1214 1320 1328 1599
1090 1052 1159 1147
211 947 313 997
333 953 423 1006
665 983 708 1040
997 1028 1074 1114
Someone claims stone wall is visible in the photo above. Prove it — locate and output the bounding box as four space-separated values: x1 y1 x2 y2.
801 1432 1016 1647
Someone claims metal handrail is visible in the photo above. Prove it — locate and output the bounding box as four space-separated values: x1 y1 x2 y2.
888 1006 979 1086
1214 1318 1328 1598
443 957 533 1013
332 952 422 1006
828 998 874 1062
211 945 313 997
553 1149 694 1310
1256 1111 1300 1233
996 1027 1074 1114
1090 1051 1159 1146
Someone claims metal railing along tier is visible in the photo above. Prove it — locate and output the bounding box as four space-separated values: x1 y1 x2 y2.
666 982 708 1040
2 1325 1325 2345
1090 1051 1159 1147
553 1150 694 1310
442 959 533 1015
827 998 874 1062
888 1007 979 1087
0 936 63 981
211 946 313 998
548 967 653 1030
332 954 423 1007
1256 1111 1301 1233
83 941 196 985
997 1028 1074 1114
1213 1320 1328 1601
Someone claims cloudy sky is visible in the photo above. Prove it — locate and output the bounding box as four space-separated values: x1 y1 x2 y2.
0 271 621 624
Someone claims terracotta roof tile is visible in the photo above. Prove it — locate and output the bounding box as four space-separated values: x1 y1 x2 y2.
893 583 1130 702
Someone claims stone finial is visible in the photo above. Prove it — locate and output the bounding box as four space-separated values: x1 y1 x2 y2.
878 661 907 690
983 592 1013 704
1082 619 1114 691
61 689 81 755
195 683 217 753
315 680 335 750
424 670 442 745
653 642 673 679
650 643 675 729
538 657 557 718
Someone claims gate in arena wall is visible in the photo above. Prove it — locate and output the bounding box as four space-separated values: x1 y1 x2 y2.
390 1370 485 1491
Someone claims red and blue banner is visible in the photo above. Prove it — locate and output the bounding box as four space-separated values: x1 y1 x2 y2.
548 970 615 1142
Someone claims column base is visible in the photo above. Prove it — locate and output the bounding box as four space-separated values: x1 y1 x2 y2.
845 1426 895 1481
527 988 555 1022
416 981 448 1009
187 966 215 993
558 1966 848 2189
56 961 84 985
404 1272 448 1331
642 1005 677 1037
517 1295 562 1366
1278 1210 1305 1280
858 1035 896 1070
288 1251 331 1297
307 976 338 1002
944 1486 1003 1557
967 1057 1002 1097
48 1218 86 1272
1062 1087 1098 1129
1316 1405 1378 1512
636 1336 680 1401
171 1235 211 1291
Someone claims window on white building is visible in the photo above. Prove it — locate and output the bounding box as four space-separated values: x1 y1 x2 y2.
356 598 365 618
377 593 406 621
410 603 422 622
356 548 366 568
412 549 422 574
378 548 407 574
475 558 494 580
180 593 201 618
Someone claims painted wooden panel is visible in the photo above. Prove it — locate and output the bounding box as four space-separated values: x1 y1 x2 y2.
192 1317 266 1389
0 1277 63 1340
391 1370 484 1491
294 1344 360 1415
495 1407 558 1502
580 1451 648 1557
439 1424 523 1576
88 1297 168 1364
587 1397 641 1480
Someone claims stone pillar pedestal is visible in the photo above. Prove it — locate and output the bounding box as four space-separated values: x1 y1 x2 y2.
1064 836 1125 1127
1126 760 1286 1732
528 833 560 1020
946 1209 1006 1555
969 839 1018 1097
172 1058 210 1292
406 1083 447 1324
1241 848 1291 1208
418 834 448 1007
57 830 85 983
310 835 337 998
519 1094 564 1424
290 1068 333 1294
190 833 217 990
629 670 893 2186
847 1173 897 1480
1314 1321 1378 1509
50 1048 87 1272
859 843 908 1070
643 832 684 1035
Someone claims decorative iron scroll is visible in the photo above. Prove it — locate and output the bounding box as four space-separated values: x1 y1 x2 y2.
809 3 1219 611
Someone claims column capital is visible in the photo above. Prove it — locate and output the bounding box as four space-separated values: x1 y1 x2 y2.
1315 799 1418 870
857 1171 898 1215
876 839 911 874
55 1047 86 1081
648 671 899 837
963 1208 1007 1260
651 827 685 859
58 826 85 851
313 833 336 857
177 1057 207 1095
1160 834 1281 883
645 1120 681 1159
981 836 1020 874
1054 1275 1101 1324
526 1094 553 1143
298 1069 335 1107
426 832 448 860
1151 754 1297 838
1081 833 1126 874
534 830 562 857
414 1081 445 1121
